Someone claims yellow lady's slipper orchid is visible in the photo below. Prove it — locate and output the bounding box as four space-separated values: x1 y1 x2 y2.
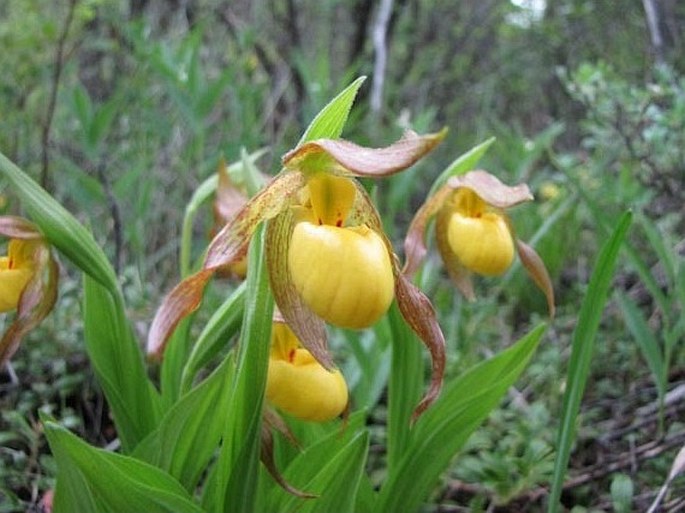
266 322 348 422
0 240 36 312
149 127 448 418
444 188 515 277
405 170 555 316
288 174 394 329
0 216 59 365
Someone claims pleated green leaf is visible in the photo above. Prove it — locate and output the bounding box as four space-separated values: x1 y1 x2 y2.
83 275 160 453
547 210 632 513
133 354 235 491
45 422 205 513
271 431 370 513
297 76 366 145
376 323 546 513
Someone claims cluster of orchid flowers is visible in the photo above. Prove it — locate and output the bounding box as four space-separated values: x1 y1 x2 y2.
146 128 554 427
0 129 553 488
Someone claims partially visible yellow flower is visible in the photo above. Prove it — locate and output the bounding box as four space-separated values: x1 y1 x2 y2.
539 181 561 201
405 170 555 316
266 321 348 422
0 216 59 365
0 240 37 312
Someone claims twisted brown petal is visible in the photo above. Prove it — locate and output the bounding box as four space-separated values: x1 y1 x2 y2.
351 182 445 419
260 419 316 499
0 216 43 239
214 159 249 224
403 184 453 277
205 171 306 269
265 206 332 369
282 128 447 178
447 170 533 209
147 171 306 359
0 246 58 366
516 239 556 317
394 270 446 421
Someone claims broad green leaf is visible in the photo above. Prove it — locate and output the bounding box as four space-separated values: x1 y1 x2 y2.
273 431 369 513
616 292 665 397
133 354 235 491
45 422 204 513
547 211 632 513
203 223 273 513
83 275 160 452
377 324 546 513
0 151 119 295
297 76 366 145
428 136 496 196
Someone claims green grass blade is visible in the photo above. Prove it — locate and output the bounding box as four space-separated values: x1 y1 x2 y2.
297 76 366 145
83 274 160 452
637 213 676 292
44 421 204 513
616 291 665 397
547 211 632 512
376 323 546 513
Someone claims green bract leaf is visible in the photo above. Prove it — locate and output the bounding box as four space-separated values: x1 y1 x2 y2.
44 421 204 513
297 76 366 145
428 136 496 196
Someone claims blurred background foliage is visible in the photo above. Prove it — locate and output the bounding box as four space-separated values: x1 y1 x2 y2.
1 0 684 511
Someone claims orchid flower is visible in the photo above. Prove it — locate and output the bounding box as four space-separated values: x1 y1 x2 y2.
0 216 59 365
149 129 448 417
265 320 348 422
404 170 555 316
